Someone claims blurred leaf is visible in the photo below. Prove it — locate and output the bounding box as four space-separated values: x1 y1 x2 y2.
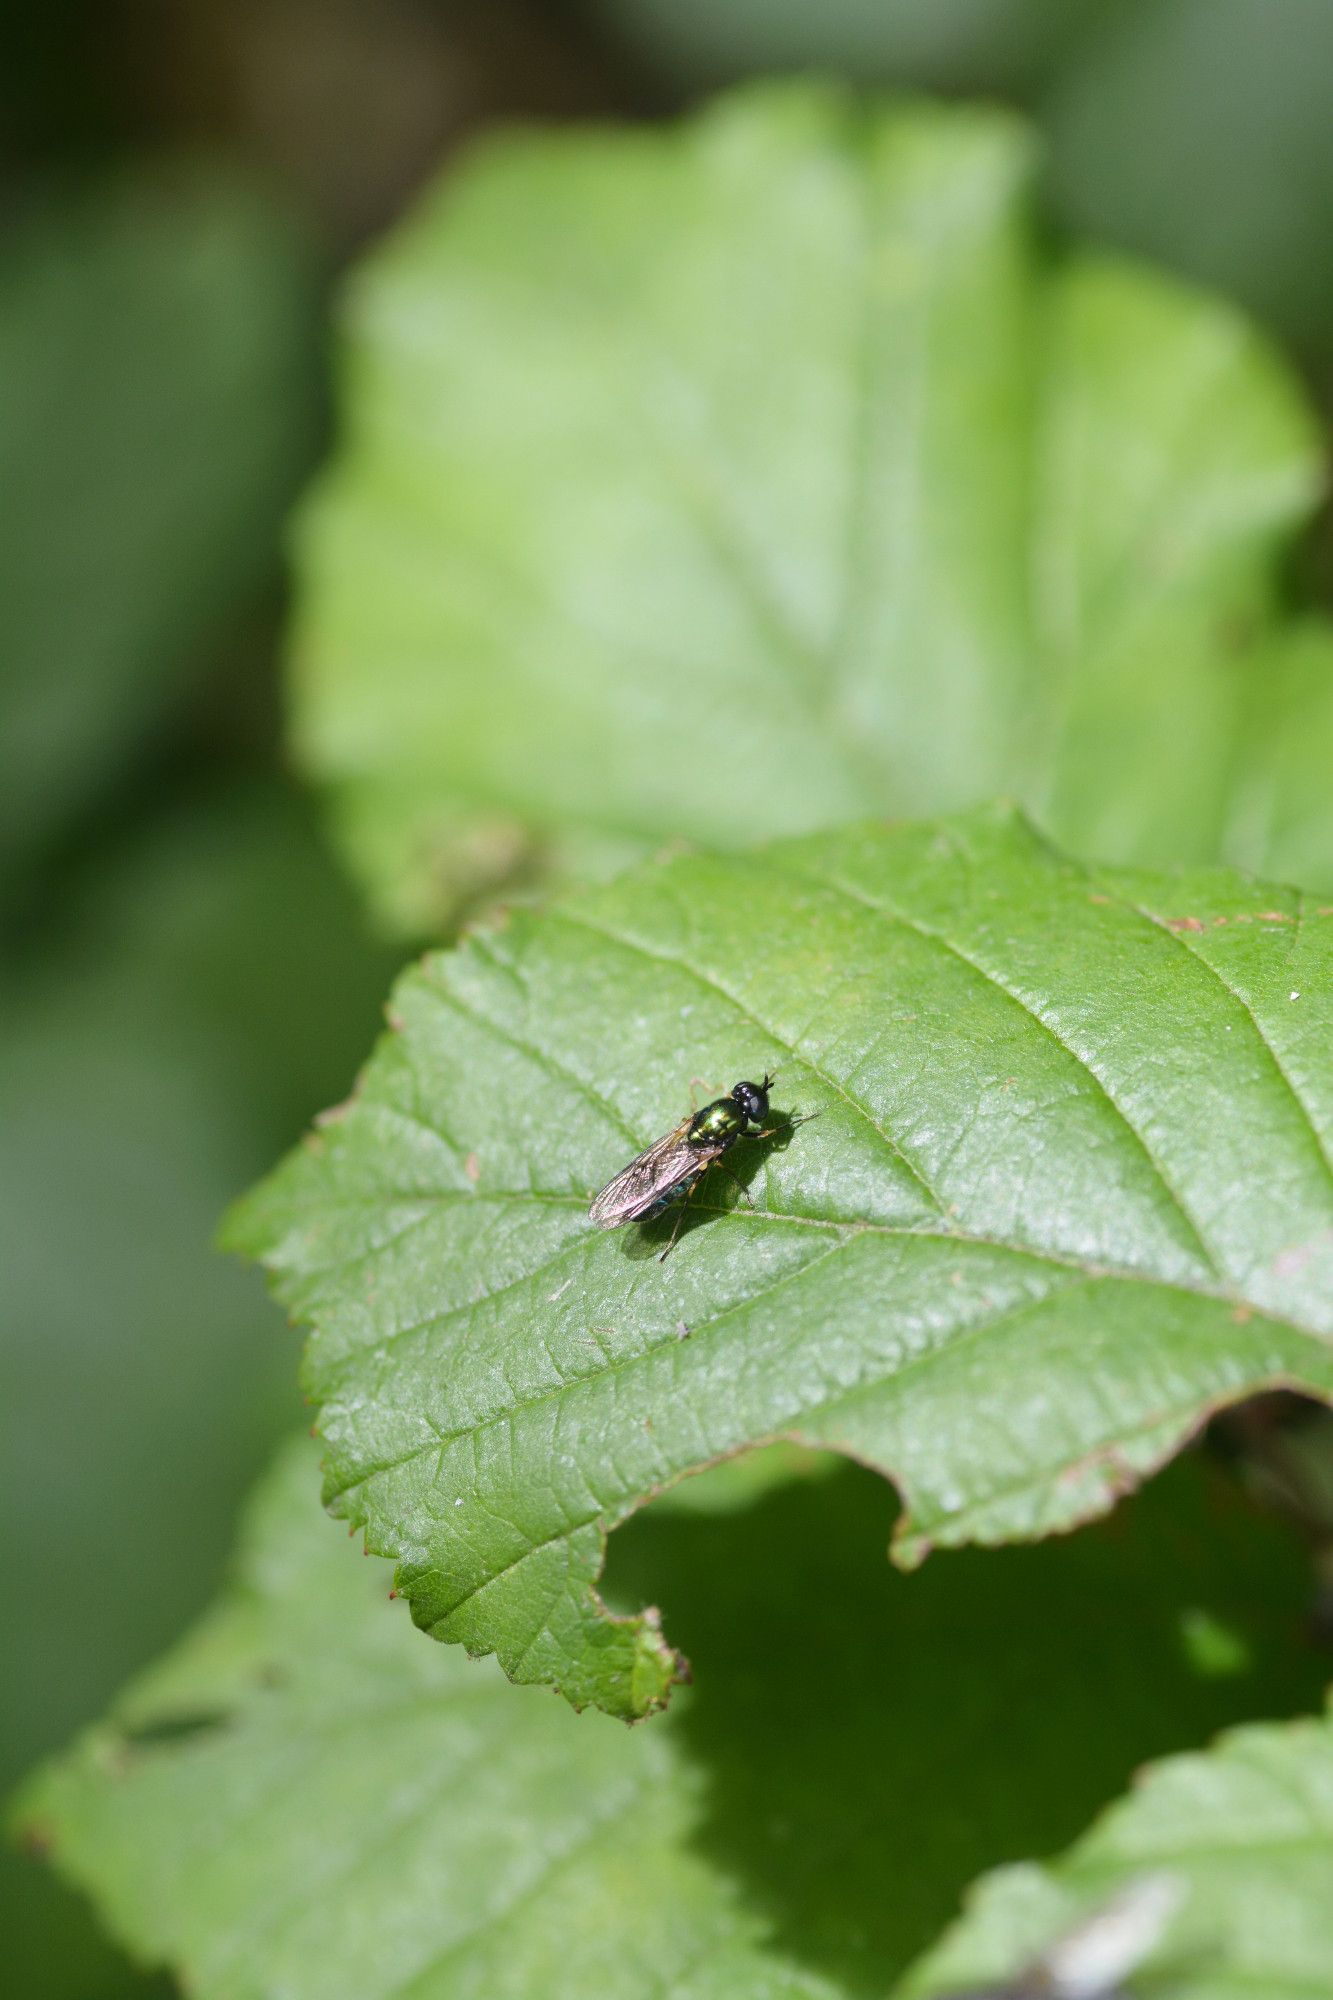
899 1702 1333 1998
18 1435 1332 2000
0 161 321 891
291 83 1331 935
1220 622 1333 917
227 808 1333 1716
1047 0 1333 353
584 3 1333 359
0 778 396 1997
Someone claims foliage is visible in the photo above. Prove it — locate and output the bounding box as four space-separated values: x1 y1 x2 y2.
19 1436 1331 2000
0 785 396 1997
12 55 1333 2000
0 163 321 898
904 1703 1333 1997
588 1 1333 351
228 807 1333 1717
290 84 1333 933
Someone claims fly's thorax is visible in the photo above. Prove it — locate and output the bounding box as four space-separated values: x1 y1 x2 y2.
689 1097 745 1145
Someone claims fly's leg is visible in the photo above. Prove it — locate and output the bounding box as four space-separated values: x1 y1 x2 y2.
688 1077 718 1112
657 1188 695 1262
752 1109 819 1142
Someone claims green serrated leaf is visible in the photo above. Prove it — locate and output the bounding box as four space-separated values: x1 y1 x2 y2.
225 808 1333 1718
289 81 1332 933
18 1437 1333 2000
899 1702 1333 1998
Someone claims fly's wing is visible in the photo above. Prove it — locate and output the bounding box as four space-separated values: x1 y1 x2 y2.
589 1120 713 1225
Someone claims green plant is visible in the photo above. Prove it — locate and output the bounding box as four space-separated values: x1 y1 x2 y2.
18 84 1333 2000
288 85 1333 933
20 1438 1333 1998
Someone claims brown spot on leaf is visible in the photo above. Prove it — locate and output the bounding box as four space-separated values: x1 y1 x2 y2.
1167 916 1205 933
1257 910 1293 924
1057 1438 1140 1506
465 1152 481 1183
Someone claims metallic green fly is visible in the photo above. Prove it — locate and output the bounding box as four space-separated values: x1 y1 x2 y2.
588 1072 809 1259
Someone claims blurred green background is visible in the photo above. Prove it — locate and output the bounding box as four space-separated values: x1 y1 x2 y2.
5 5 1333 1994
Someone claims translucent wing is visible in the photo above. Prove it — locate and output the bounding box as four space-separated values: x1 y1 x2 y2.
588 1120 716 1226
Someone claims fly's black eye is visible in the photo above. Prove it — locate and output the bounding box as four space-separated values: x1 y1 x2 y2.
732 1079 769 1124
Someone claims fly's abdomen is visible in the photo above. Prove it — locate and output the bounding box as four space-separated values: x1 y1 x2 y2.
643 1165 706 1217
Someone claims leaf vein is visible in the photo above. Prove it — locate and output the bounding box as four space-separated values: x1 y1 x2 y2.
790 858 1224 1280
1098 877 1333 1193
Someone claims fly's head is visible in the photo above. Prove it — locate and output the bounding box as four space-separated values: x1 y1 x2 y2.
729 1073 773 1128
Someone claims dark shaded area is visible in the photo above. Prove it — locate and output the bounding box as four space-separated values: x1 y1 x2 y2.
609 1455 1332 1997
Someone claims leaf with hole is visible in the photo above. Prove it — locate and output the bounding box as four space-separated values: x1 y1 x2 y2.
224 807 1333 1718
17 1437 1332 2000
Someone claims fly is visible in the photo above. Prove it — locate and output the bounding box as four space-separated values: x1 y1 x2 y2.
588 1072 804 1260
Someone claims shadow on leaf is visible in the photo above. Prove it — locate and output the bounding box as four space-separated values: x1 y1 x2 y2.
622 1108 808 1262
605 1452 1329 1998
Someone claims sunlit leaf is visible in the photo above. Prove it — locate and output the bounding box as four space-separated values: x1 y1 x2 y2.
226 808 1333 1716
290 82 1331 932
